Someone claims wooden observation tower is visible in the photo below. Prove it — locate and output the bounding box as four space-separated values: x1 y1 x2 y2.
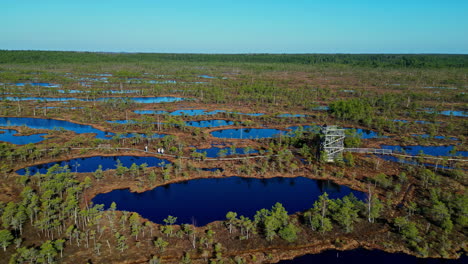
321 125 345 162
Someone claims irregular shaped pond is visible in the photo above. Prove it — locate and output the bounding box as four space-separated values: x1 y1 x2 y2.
423 109 467 117
148 80 177 84
381 145 467 157
438 110 467 117
277 114 308 117
134 109 225 116
211 128 287 139
411 134 459 141
92 177 366 226
0 117 114 139
345 128 387 139
17 156 170 175
14 82 60 88
312 106 329 111
134 109 266 116
185 120 234 127
1 96 187 103
393 119 433 124
277 248 466 264
37 106 83 110
377 155 453 170
287 126 384 139
195 147 258 158
198 75 216 79
0 128 48 145
2 96 83 102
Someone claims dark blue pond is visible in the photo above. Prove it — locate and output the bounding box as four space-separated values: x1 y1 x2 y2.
0 117 114 139
105 90 140 94
439 110 467 117
14 82 60 88
424 110 467 117
16 156 170 175
198 75 216 79
122 97 186 103
134 109 225 116
211 128 287 139
37 106 83 110
277 248 466 264
288 125 317 132
235 112 265 116
345 128 386 139
393 119 433 124
287 125 383 139
113 133 166 140
412 134 459 141
2 96 82 102
196 147 258 158
134 109 267 117
377 155 454 170
107 120 141 124
381 145 467 157
56 89 84 94
277 114 308 117
185 120 234 127
0 128 48 145
92 177 366 226
312 106 329 111
1 96 186 103
148 80 177 84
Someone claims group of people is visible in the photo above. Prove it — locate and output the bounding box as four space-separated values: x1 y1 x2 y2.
144 145 164 154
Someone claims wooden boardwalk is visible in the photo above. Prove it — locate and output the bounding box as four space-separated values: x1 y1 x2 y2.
344 148 392 155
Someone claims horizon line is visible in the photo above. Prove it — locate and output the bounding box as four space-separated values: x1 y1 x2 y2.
1 49 467 56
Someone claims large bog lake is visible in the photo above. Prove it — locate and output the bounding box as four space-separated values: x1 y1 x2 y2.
277 248 466 264
92 176 366 226
16 156 171 175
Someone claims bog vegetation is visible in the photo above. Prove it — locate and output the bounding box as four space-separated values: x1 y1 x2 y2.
0 51 466 263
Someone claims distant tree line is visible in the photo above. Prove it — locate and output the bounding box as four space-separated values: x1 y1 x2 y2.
0 50 467 68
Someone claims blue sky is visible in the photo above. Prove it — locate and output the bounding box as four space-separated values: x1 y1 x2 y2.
1 0 467 53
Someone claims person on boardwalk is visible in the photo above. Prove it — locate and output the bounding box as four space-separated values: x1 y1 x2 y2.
145 145 148 152
161 148 164 155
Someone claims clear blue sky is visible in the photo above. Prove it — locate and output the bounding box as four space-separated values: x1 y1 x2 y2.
2 0 467 53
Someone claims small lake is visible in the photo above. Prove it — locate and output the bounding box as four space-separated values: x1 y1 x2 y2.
0 117 114 139
196 147 258 158
211 128 287 139
13 82 60 88
423 110 467 117
0 128 48 145
134 109 268 117
312 106 329 111
411 134 459 141
1 96 186 103
148 80 177 84
345 128 386 139
92 176 366 226
17 155 171 175
185 120 234 127
37 106 83 110
277 114 308 117
381 145 467 157
287 125 384 139
134 109 225 116
277 248 466 264
107 120 141 124
198 75 216 79
1 117 165 143
393 119 433 124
